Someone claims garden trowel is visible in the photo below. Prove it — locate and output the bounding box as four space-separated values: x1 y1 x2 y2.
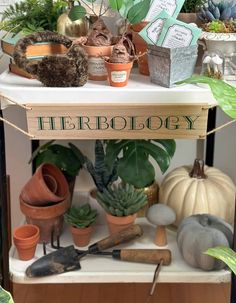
26 224 143 277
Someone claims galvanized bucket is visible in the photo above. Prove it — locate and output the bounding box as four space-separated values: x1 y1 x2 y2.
147 45 198 88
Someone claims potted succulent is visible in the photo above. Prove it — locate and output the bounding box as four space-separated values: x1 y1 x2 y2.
197 0 236 79
105 139 176 216
96 183 147 234
29 140 85 201
64 203 97 246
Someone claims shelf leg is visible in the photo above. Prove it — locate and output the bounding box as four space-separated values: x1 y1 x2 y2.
0 110 10 290
231 196 236 303
205 107 217 166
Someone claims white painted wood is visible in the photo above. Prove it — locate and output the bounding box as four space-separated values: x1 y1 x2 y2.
0 70 217 105
9 214 230 284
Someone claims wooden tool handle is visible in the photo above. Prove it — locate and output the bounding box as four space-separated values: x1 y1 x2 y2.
89 225 143 253
112 249 171 265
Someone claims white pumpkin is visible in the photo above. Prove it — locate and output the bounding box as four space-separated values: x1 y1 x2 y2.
159 159 236 227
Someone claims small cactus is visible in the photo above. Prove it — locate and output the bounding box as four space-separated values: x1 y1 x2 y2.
64 204 97 228
96 183 148 216
198 0 236 22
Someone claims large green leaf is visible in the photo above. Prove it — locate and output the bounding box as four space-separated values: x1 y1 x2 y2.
118 0 134 18
109 0 123 11
179 76 236 119
127 0 151 24
105 139 176 188
0 287 14 303
205 246 236 275
68 5 87 21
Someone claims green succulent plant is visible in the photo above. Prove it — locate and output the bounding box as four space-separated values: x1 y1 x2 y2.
85 140 118 193
105 139 176 188
96 183 148 216
29 140 85 180
64 203 97 228
198 0 236 22
0 0 67 35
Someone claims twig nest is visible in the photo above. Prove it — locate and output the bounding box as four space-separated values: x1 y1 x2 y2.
86 19 113 46
146 204 176 226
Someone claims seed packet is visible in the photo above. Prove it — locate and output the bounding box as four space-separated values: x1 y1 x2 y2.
139 10 170 45
156 17 202 48
145 0 185 21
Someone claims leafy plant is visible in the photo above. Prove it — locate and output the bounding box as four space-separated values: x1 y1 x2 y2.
96 183 147 216
205 246 236 275
85 140 118 193
0 287 14 303
65 203 97 228
105 139 176 188
29 140 85 180
0 0 68 35
179 76 236 119
181 0 205 13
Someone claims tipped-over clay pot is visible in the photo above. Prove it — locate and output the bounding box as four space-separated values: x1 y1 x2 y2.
20 163 69 206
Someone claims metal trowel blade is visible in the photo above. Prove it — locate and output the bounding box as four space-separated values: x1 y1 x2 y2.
26 245 81 277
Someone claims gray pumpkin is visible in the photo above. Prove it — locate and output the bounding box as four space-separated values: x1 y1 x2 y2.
177 214 233 271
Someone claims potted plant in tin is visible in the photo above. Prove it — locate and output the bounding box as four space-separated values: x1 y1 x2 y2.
64 203 97 246
96 183 147 234
29 140 85 200
105 139 176 216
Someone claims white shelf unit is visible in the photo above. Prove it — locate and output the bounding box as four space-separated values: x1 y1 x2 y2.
9 218 230 284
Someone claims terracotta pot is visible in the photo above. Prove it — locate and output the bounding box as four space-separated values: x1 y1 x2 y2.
137 180 159 217
13 224 40 261
19 193 70 243
20 163 69 206
82 44 113 80
131 22 149 76
70 225 93 247
106 213 137 234
177 13 201 26
105 61 133 87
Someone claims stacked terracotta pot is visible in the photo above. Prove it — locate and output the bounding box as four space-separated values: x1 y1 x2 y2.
19 163 70 244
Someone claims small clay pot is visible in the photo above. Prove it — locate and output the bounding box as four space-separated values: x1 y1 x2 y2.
20 163 69 206
106 213 137 234
105 61 133 87
19 193 70 243
13 224 40 261
82 44 113 80
70 225 93 247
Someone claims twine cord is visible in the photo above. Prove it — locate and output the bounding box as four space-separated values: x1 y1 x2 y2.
200 119 236 138
0 94 32 110
0 117 35 138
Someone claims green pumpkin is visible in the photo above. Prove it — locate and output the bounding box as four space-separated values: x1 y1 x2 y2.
177 214 233 271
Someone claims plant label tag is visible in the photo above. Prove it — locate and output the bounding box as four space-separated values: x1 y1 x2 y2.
88 57 107 76
111 71 127 83
139 11 169 45
157 18 202 47
145 0 185 21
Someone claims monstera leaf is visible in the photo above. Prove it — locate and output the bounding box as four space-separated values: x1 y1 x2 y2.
180 76 236 119
0 287 14 303
105 140 176 188
205 246 236 275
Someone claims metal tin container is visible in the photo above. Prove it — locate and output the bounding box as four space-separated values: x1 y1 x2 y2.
147 45 198 88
